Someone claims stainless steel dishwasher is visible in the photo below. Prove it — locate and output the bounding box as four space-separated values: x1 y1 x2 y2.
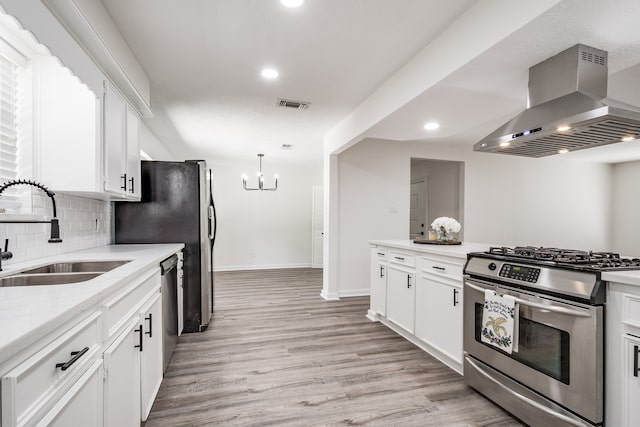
161 254 179 372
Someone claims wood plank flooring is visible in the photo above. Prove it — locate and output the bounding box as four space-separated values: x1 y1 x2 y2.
146 268 522 426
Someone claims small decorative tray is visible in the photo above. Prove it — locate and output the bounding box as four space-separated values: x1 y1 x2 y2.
413 239 462 245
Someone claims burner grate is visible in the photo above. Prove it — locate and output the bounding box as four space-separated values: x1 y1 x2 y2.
485 246 640 271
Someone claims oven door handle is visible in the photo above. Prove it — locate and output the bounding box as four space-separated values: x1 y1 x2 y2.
465 356 590 427
464 279 591 318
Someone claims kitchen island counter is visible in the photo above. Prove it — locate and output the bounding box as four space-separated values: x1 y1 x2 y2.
369 239 492 260
0 243 184 365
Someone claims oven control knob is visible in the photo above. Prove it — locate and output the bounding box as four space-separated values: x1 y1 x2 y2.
488 262 497 271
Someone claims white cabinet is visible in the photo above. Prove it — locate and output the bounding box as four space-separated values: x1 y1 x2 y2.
103 317 141 427
368 244 466 373
1 311 102 427
37 360 104 427
140 293 163 421
415 275 462 364
36 55 103 195
177 251 184 335
35 56 140 200
622 335 640 427
125 105 141 198
103 80 126 195
101 269 163 425
103 81 141 199
386 265 416 334
606 283 640 427
368 247 388 319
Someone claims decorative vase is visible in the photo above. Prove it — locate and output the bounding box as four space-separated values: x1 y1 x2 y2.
437 228 456 242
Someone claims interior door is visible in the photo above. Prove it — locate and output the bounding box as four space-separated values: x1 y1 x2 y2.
409 180 427 239
311 186 323 268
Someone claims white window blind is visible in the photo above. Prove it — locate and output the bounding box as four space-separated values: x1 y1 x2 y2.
0 53 19 210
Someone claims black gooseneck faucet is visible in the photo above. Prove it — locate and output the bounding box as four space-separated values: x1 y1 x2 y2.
0 179 63 244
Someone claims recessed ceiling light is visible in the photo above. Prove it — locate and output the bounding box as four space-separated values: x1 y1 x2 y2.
499 142 511 148
261 68 279 79
558 148 569 154
622 136 635 142
280 0 304 7
557 125 571 132
423 122 439 131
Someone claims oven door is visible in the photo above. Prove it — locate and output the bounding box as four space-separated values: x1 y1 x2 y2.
463 276 603 425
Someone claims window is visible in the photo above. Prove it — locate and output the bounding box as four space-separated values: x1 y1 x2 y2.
0 53 18 199
0 12 40 214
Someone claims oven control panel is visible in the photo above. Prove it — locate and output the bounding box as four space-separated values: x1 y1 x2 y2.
499 264 540 283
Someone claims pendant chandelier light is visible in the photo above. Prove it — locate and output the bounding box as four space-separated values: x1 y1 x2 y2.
242 154 278 191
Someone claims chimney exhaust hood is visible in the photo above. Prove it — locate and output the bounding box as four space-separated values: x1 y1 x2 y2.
474 44 640 158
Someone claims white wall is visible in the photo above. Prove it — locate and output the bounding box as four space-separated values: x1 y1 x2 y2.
139 122 174 161
335 138 612 295
612 161 640 256
209 158 323 271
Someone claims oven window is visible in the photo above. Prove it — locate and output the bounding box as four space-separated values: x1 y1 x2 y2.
474 303 570 384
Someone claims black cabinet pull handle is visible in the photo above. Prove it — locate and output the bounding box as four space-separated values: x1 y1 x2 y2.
377 252 384 256
120 173 127 191
432 266 446 271
407 275 412 288
56 347 89 371
453 288 459 306
395 256 405 261
634 345 640 377
135 326 143 352
145 313 153 337
128 177 135 194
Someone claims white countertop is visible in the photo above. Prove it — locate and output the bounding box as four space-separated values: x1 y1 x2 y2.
369 239 492 260
602 270 640 287
0 244 184 365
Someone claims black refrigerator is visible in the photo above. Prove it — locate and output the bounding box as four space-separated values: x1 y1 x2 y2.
114 160 217 333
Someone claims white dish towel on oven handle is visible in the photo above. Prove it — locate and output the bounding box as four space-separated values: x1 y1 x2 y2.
481 289 518 354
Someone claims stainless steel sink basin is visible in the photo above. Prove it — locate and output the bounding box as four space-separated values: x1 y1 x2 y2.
0 273 102 287
19 260 130 274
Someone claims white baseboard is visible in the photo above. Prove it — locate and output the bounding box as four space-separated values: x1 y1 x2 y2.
337 289 370 298
215 263 313 272
320 288 340 301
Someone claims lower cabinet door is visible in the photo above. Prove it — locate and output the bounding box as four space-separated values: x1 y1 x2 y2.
103 317 141 427
416 276 463 363
37 360 104 427
140 293 164 421
386 266 415 334
370 261 387 317
623 335 640 427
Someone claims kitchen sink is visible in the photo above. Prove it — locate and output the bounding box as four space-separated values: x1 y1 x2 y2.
19 260 131 274
0 273 102 287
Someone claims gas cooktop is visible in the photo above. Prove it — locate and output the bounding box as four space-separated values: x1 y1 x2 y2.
480 246 640 272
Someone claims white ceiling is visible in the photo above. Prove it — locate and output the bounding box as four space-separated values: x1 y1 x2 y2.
101 0 475 163
102 0 640 164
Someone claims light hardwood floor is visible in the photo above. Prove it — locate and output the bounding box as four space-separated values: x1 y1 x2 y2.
146 268 522 426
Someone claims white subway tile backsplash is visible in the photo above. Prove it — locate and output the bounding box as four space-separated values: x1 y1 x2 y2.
2 194 112 266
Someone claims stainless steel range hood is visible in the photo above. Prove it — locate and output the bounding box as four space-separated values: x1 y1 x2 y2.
474 44 640 158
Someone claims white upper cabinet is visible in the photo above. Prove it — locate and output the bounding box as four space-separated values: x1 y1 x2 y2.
35 59 141 201
103 81 141 200
103 80 126 195
126 105 141 198
35 55 103 195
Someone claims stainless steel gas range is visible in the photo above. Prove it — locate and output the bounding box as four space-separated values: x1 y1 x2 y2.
463 247 640 427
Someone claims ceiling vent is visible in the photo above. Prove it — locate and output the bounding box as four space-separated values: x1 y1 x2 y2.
277 98 311 110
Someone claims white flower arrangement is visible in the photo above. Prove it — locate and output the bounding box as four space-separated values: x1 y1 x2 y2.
431 216 461 241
